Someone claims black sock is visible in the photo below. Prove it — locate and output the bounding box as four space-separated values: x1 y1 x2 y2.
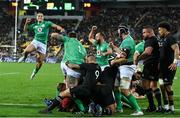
169 100 174 106
24 52 28 59
154 88 162 107
164 100 169 105
145 89 155 108
103 108 112 115
47 96 62 111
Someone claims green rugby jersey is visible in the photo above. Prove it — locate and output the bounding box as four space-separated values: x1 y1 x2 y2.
93 40 110 66
61 36 87 64
135 41 145 54
120 34 135 62
28 21 54 44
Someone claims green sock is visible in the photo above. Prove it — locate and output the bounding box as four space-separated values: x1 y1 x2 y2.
127 94 141 111
74 98 85 112
121 94 132 108
114 89 123 110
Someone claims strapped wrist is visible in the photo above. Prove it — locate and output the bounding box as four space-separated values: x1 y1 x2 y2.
173 59 178 64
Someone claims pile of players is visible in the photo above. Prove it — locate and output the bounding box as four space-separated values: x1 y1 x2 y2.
18 13 179 116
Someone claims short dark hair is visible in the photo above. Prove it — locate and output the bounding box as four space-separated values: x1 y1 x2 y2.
68 31 77 38
143 25 154 32
143 25 153 29
158 21 171 31
99 32 106 38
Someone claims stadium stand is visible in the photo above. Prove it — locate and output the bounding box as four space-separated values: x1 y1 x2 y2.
0 2 180 62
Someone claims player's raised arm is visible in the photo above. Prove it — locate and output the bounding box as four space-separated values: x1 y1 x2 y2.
23 18 31 32
88 26 97 43
51 24 65 32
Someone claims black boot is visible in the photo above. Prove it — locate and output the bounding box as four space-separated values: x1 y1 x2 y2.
39 97 61 114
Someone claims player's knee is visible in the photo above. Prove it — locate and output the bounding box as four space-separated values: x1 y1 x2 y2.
167 90 174 96
66 75 78 88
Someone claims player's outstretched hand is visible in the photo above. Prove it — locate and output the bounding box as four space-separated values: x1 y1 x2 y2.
92 26 97 31
25 18 31 24
65 61 70 66
65 61 73 69
60 28 65 33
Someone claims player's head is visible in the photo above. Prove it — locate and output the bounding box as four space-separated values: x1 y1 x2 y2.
158 21 171 38
142 25 155 39
68 31 77 38
95 32 105 44
36 12 44 22
86 54 96 63
118 24 129 39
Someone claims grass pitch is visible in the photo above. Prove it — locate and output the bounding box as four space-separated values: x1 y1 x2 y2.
0 62 180 117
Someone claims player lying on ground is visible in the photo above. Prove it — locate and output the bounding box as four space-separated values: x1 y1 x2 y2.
39 55 101 114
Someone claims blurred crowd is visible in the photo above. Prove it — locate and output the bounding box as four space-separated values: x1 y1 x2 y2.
78 7 180 43
0 8 14 58
0 7 180 62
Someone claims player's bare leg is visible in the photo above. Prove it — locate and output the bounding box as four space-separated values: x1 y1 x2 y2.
164 85 174 113
30 52 45 80
18 44 36 62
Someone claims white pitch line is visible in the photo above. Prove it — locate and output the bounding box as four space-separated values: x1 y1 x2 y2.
0 103 44 107
0 72 19 76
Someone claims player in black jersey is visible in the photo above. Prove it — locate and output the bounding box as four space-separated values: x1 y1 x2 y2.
89 65 118 116
158 21 180 113
39 55 101 113
137 26 162 112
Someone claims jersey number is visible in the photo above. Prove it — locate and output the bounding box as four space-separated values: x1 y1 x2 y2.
78 45 84 55
95 70 100 79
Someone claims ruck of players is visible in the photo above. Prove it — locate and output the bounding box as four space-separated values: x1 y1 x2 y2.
21 15 179 117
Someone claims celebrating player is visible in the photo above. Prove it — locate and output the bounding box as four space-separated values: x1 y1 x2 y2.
88 26 112 71
18 12 64 80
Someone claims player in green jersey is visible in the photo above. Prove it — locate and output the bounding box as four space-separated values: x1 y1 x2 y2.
134 41 145 64
88 26 112 71
51 31 87 88
51 31 87 113
133 41 145 71
18 12 64 80
110 25 143 116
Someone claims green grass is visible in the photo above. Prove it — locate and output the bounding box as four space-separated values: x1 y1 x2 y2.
0 62 180 117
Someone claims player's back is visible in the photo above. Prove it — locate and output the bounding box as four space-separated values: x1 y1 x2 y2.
63 36 87 64
98 65 118 89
